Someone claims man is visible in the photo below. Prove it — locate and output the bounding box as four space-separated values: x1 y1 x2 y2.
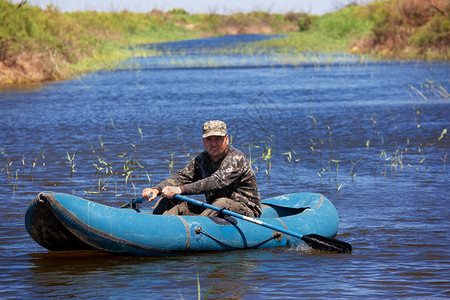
142 120 261 217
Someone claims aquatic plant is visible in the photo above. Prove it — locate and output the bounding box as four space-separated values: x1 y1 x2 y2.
409 79 450 101
82 144 114 198
409 83 428 101
373 150 387 177
260 136 274 177
166 152 176 174
413 105 422 129
11 168 19 200
371 112 380 137
4 160 13 181
145 171 152 189
109 115 115 129
386 106 399 132
309 115 318 132
350 159 362 182
416 157 428 178
282 150 301 179
29 150 46 175
138 126 143 140
66 152 76 180
330 159 341 183
98 136 105 150
441 153 447 174
317 167 326 183
247 143 260 171
390 149 404 175
197 272 212 300
309 137 324 162
438 129 447 141
123 159 134 186
327 124 334 153
93 153 113 176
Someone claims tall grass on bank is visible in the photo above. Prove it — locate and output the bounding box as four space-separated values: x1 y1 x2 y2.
360 0 449 60
0 1 299 85
1 0 448 85
0 1 120 82
0 1 212 83
256 4 373 53
256 0 449 60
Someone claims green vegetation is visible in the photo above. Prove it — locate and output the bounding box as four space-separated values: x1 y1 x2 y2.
357 0 449 60
258 5 372 52
0 1 297 84
0 0 448 85
0 1 208 84
259 0 449 59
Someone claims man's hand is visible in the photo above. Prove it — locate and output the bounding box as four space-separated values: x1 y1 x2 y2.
142 188 159 202
161 186 182 199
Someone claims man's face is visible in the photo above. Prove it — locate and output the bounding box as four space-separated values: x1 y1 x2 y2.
203 135 229 161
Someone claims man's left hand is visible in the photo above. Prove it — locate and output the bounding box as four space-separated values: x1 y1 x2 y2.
161 186 181 199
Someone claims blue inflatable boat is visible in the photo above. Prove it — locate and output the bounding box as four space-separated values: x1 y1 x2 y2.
25 192 345 256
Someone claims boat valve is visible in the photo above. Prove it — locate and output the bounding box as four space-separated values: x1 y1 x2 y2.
274 231 283 241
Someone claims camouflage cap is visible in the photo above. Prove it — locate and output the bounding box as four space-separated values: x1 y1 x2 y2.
202 120 227 138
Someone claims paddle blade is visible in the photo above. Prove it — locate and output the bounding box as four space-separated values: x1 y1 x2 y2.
302 234 352 253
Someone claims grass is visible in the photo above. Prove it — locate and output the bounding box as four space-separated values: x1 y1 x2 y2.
260 136 274 177
255 0 449 60
0 1 298 84
1 0 448 85
282 150 301 180
256 4 373 53
66 153 76 180
0 2 204 83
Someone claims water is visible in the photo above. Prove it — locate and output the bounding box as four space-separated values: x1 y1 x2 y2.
1 34 449 298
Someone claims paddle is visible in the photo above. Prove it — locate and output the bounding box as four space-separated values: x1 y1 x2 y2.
172 194 352 253
121 194 352 253
120 198 142 209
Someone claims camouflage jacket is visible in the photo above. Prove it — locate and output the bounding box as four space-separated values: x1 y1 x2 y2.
155 145 261 214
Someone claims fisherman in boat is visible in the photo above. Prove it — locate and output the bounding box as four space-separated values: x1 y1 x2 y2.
142 120 261 217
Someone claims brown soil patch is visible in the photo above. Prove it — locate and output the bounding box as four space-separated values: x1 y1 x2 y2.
0 54 52 85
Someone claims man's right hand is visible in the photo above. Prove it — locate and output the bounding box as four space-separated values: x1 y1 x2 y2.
142 188 159 202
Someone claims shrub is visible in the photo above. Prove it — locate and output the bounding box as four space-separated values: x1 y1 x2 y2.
297 16 311 31
169 8 189 15
360 0 449 59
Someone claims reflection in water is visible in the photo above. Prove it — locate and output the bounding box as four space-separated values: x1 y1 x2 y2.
26 250 264 298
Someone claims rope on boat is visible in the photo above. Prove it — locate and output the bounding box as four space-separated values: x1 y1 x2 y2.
195 226 282 249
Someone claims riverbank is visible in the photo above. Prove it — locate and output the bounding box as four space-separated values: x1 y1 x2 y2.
258 0 449 60
0 1 300 85
0 0 448 86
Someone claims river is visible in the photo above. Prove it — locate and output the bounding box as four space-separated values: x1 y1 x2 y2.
0 34 449 298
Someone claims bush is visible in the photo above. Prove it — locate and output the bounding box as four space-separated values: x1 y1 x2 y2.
360 0 450 59
297 16 311 31
169 8 189 15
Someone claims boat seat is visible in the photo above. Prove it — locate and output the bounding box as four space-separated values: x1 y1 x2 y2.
260 204 309 218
